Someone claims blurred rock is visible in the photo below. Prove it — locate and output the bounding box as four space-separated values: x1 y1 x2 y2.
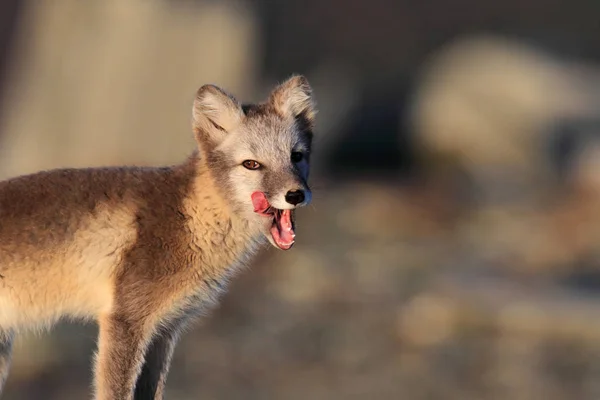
410 35 600 194
0 0 259 179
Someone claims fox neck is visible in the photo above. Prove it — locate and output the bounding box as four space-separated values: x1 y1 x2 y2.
179 152 263 280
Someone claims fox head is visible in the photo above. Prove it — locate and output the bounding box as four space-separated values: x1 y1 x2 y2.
191 75 316 250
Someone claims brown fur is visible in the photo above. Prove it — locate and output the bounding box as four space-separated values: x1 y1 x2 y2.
0 75 316 399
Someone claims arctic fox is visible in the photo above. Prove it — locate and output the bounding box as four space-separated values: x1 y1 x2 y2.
0 75 316 399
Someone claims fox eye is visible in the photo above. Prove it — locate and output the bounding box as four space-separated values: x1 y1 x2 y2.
242 160 261 170
291 152 304 163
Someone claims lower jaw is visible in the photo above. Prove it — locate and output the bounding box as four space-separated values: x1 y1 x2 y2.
268 239 294 251
273 241 293 250
255 211 295 250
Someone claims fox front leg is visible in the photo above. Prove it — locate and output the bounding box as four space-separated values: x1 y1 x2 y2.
133 326 181 400
94 314 155 400
0 330 14 395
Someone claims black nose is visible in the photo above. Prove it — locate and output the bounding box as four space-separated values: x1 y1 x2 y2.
285 190 305 206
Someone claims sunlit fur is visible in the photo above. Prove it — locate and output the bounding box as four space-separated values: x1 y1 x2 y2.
0 75 316 400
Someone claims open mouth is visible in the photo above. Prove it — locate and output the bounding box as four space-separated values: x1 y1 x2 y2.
251 191 295 250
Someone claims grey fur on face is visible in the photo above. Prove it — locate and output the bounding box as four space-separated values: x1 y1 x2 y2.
193 76 316 215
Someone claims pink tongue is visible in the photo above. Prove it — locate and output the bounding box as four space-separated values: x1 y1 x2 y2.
251 191 270 213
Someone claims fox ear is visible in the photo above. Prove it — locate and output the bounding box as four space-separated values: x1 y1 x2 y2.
269 75 316 128
192 84 244 146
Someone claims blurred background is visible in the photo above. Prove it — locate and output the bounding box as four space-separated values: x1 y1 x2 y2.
2 0 600 399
